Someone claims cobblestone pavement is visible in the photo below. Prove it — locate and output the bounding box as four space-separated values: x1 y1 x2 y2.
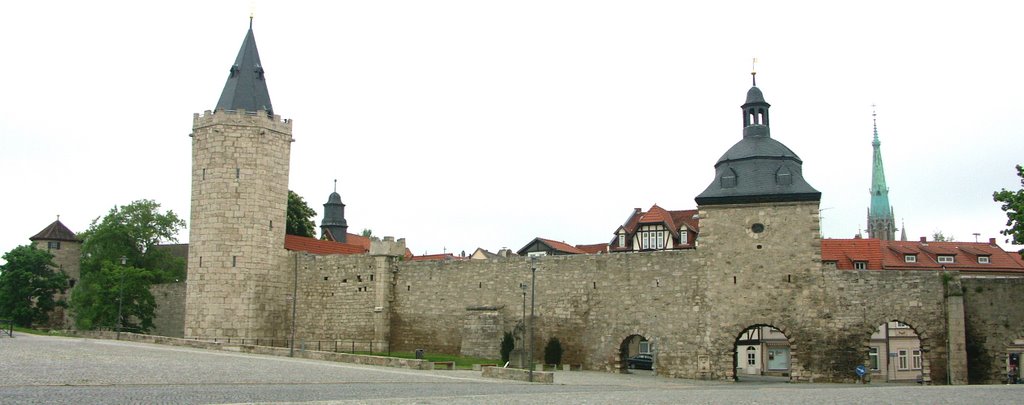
2 333 1022 404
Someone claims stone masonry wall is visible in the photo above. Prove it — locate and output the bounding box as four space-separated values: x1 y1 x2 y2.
150 281 186 338
962 277 1024 383
34 240 81 329
290 253 380 341
185 109 292 339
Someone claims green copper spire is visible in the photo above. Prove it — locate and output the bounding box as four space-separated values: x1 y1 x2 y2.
867 106 896 240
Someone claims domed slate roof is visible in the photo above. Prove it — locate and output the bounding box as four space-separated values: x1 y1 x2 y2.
695 84 820 206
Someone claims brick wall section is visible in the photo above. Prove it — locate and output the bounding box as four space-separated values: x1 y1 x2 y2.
185 109 292 339
962 277 1024 383
150 282 185 338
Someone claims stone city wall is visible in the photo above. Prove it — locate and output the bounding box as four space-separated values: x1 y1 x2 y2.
151 281 186 338
961 276 1024 383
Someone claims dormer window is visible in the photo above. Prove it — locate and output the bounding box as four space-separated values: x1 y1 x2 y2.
679 229 688 245
639 225 666 250
904 255 916 263
978 256 991 264
618 233 625 248
854 261 867 270
937 255 955 264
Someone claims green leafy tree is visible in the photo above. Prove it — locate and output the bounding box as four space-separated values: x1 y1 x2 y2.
78 199 186 282
71 200 184 331
500 331 515 363
0 245 69 327
287 190 317 238
361 228 373 237
932 231 955 242
544 336 563 365
994 164 1024 255
70 261 156 333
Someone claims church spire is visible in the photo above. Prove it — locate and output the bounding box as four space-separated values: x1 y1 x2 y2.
867 105 896 240
216 20 274 116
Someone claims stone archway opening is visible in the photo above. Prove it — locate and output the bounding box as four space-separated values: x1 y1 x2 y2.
866 320 929 383
618 334 652 374
733 324 791 382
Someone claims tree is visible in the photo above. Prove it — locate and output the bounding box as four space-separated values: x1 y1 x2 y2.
70 261 156 333
500 331 515 363
361 229 373 237
0 245 68 327
71 200 185 331
994 164 1024 254
543 336 563 366
287 190 317 238
78 199 187 282
932 231 955 242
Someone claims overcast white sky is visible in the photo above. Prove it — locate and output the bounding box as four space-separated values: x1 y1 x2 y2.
2 1 1022 262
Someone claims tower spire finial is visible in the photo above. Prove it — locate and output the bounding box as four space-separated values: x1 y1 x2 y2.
751 57 758 86
872 104 879 143
333 179 337 193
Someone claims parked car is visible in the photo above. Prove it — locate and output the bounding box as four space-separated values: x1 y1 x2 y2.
627 354 653 370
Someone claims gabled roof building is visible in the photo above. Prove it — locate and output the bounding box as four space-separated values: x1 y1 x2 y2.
609 205 698 252
822 237 1024 276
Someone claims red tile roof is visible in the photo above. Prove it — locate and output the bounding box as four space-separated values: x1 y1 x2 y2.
821 238 883 269
609 205 699 251
575 243 609 254
284 235 367 255
537 238 586 254
823 238 1024 274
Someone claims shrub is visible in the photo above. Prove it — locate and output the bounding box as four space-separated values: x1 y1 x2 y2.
500 331 515 363
544 336 563 365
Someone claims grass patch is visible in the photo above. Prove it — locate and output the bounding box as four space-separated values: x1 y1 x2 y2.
353 351 500 370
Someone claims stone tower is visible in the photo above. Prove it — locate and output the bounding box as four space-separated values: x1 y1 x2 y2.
321 180 349 243
695 74 822 272
866 108 896 240
184 21 293 339
29 219 81 328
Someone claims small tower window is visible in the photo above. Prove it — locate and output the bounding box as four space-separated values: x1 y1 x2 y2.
776 167 793 185
232 256 237 267
202 168 206 180
236 168 240 179
47 241 61 250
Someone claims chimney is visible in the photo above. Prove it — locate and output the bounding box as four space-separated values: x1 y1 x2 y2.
990 238 997 245
920 237 927 242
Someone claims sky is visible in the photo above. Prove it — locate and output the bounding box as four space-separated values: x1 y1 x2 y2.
2 1 1022 262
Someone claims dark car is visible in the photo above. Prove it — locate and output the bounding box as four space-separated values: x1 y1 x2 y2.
626 354 653 370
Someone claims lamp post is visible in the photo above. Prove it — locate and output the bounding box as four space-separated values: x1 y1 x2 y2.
520 282 527 368
528 256 537 382
116 256 127 340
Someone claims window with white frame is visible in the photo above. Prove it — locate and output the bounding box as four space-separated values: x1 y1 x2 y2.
746 346 757 365
904 255 916 263
618 233 625 248
47 241 61 250
639 340 651 354
911 349 922 370
679 229 688 245
638 226 666 250
937 255 955 263
897 349 909 370
869 347 879 370
854 261 867 270
978 256 990 264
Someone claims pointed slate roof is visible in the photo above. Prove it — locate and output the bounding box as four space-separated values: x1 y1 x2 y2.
29 220 79 242
216 22 274 116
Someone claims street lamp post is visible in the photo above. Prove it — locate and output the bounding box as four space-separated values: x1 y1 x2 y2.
520 282 527 368
116 256 127 340
528 256 537 382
